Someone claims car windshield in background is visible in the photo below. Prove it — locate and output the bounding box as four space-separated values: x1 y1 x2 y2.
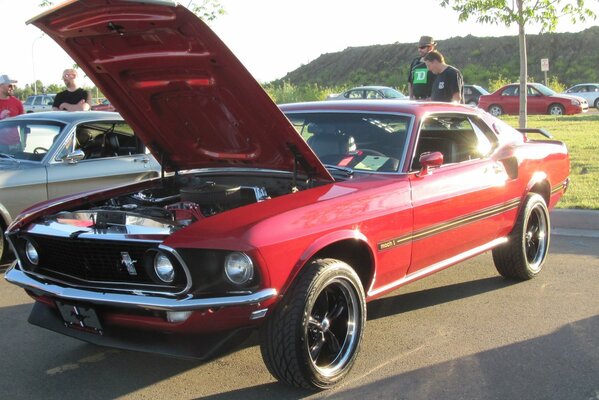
286 112 411 173
0 120 65 162
380 88 406 98
534 84 556 96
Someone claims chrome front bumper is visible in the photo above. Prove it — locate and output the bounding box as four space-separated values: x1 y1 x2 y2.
4 262 277 311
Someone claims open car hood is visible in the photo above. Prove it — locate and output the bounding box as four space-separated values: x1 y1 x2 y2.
30 0 332 181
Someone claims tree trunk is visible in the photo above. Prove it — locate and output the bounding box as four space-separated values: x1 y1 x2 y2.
518 1 527 129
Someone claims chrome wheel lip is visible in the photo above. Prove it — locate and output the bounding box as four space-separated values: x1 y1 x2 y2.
525 204 548 272
305 276 361 378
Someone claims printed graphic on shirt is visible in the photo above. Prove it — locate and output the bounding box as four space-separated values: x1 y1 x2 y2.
413 68 428 84
439 82 445 89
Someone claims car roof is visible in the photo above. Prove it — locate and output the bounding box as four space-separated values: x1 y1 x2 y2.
9 111 123 124
348 86 394 91
279 99 479 117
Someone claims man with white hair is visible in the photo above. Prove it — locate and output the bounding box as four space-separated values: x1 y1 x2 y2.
52 68 92 111
0 74 24 119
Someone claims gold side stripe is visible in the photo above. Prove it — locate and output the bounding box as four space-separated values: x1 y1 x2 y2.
377 198 521 251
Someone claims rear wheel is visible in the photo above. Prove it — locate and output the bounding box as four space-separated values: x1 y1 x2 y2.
488 104 503 116
548 103 565 115
260 258 366 390
493 194 550 280
594 98 599 109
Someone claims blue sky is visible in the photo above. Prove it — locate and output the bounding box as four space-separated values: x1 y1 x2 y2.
4 0 598 87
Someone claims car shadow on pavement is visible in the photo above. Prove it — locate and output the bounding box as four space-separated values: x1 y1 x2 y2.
366 276 512 321
324 315 599 400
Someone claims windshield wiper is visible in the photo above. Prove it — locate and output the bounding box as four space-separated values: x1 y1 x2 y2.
324 164 354 177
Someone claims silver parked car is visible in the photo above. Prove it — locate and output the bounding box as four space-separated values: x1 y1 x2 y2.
562 83 599 109
0 111 161 260
23 94 56 113
327 86 407 100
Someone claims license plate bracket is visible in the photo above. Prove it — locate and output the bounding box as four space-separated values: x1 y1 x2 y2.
56 301 103 333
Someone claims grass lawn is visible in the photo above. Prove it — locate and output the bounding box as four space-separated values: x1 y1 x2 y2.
501 113 599 210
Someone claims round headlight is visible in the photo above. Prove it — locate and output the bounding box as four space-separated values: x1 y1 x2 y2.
224 252 254 285
154 253 175 283
25 240 39 266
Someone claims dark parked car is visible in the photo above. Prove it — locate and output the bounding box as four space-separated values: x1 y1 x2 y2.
327 86 407 100
464 84 489 106
5 1 570 390
478 83 588 116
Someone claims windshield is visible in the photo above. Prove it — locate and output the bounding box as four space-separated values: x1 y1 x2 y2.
286 112 411 173
381 88 406 99
0 120 65 162
533 84 556 96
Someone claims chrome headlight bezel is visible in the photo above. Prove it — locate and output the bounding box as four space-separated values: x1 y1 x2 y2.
24 239 40 266
153 252 176 283
224 252 254 285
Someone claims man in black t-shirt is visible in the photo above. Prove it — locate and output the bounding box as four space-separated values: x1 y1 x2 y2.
407 36 437 100
53 68 92 111
423 51 464 103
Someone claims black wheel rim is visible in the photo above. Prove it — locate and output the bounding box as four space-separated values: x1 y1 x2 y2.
306 277 360 377
525 204 548 272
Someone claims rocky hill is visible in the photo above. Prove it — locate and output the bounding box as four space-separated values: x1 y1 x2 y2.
276 27 599 89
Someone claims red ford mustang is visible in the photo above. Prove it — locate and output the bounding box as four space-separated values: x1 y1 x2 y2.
5 0 569 390
478 82 588 116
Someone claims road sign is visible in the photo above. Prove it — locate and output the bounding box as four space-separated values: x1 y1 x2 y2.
541 58 549 72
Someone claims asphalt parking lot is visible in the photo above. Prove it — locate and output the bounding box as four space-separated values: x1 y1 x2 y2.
1 211 598 399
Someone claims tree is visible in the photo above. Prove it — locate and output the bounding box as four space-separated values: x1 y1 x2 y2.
440 0 596 128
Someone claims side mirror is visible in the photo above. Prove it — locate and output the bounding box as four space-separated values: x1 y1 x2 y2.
418 151 443 176
64 149 85 164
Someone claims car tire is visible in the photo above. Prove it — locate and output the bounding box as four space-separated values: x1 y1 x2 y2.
594 98 599 109
548 103 565 115
260 258 366 390
488 104 503 116
492 193 550 280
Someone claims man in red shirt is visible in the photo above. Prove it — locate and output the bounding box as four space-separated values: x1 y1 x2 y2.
0 74 24 120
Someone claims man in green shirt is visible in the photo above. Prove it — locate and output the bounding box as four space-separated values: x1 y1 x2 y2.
408 36 437 100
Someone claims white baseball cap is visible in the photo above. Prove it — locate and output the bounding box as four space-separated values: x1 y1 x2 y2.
0 75 17 85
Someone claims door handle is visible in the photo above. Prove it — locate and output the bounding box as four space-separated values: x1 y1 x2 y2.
133 157 149 164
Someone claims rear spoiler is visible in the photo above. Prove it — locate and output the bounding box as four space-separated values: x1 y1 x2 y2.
516 128 553 139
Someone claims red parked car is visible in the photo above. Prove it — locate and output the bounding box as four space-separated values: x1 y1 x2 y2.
5 1 570 390
478 83 588 116
91 98 116 112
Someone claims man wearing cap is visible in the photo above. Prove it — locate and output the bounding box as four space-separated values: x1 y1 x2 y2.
53 68 91 111
407 36 438 100
0 75 24 120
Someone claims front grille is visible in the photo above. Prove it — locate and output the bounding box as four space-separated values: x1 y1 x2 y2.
23 234 183 292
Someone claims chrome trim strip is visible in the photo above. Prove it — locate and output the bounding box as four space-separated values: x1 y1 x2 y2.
5 263 277 311
158 244 193 294
368 237 508 297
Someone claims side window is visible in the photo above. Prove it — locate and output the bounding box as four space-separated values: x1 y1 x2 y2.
33 96 43 106
24 97 34 106
528 87 541 96
45 96 55 105
366 90 383 99
73 121 145 160
347 90 363 99
502 86 517 96
412 115 496 171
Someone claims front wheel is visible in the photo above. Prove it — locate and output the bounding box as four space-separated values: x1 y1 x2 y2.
594 98 599 109
488 104 503 116
260 258 366 390
548 103 565 115
492 193 550 280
